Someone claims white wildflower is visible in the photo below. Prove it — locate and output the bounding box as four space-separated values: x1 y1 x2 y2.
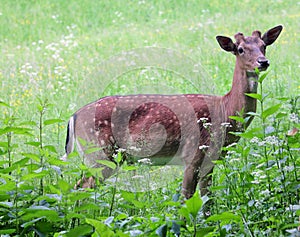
131 175 144 179
199 145 209 150
283 165 294 172
197 117 208 123
116 148 126 153
225 142 237 148
289 113 299 123
265 135 280 146
138 158 152 165
261 189 270 196
250 137 260 144
221 122 232 128
203 122 212 129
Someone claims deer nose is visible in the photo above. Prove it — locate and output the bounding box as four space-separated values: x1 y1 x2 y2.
257 57 269 68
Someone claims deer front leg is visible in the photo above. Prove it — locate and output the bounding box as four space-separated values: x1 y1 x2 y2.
199 167 214 196
182 164 200 199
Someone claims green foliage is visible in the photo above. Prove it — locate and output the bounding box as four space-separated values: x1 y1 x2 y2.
0 0 299 236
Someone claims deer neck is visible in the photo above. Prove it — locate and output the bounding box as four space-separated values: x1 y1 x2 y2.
222 63 258 125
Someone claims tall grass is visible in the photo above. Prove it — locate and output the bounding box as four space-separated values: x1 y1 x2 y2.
0 0 299 236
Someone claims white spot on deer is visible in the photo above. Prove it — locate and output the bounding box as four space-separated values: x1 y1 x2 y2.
111 123 115 128
104 120 109 125
112 107 117 113
100 140 105 146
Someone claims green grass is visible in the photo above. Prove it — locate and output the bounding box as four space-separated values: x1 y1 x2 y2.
0 0 299 236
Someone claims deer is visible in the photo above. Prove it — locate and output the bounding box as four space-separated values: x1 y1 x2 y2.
62 25 283 199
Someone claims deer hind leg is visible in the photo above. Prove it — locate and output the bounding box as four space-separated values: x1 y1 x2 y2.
75 131 118 189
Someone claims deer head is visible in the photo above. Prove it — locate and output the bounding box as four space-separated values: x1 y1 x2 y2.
216 25 283 72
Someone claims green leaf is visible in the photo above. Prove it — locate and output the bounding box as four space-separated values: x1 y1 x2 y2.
69 192 93 202
74 203 101 212
122 165 137 171
0 229 16 235
231 127 263 139
0 101 10 107
21 216 45 228
171 221 181 236
66 225 93 237
206 211 241 223
21 170 49 180
23 209 60 222
115 151 123 163
86 218 115 237
0 127 33 136
14 157 29 167
247 111 260 117
178 206 190 222
0 141 8 148
25 141 41 147
196 227 215 236
229 115 244 123
22 153 40 162
43 145 57 153
262 104 281 120
276 112 287 119
58 179 71 193
48 157 67 166
185 191 203 219
245 93 262 101
85 147 102 155
121 190 135 202
132 200 145 209
44 119 64 126
96 160 117 170
258 71 269 83
156 224 167 237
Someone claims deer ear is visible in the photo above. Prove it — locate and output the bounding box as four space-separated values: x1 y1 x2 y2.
216 36 236 53
262 25 283 46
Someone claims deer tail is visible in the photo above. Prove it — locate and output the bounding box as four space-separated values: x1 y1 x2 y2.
61 114 76 161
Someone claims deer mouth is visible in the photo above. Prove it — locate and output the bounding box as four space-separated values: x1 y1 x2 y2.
257 65 269 71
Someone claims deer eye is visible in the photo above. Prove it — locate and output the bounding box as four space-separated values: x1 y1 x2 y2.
237 47 244 55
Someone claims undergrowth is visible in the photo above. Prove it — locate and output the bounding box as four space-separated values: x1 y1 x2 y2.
0 72 299 236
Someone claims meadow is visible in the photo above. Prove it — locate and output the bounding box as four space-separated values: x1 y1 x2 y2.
0 0 299 236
